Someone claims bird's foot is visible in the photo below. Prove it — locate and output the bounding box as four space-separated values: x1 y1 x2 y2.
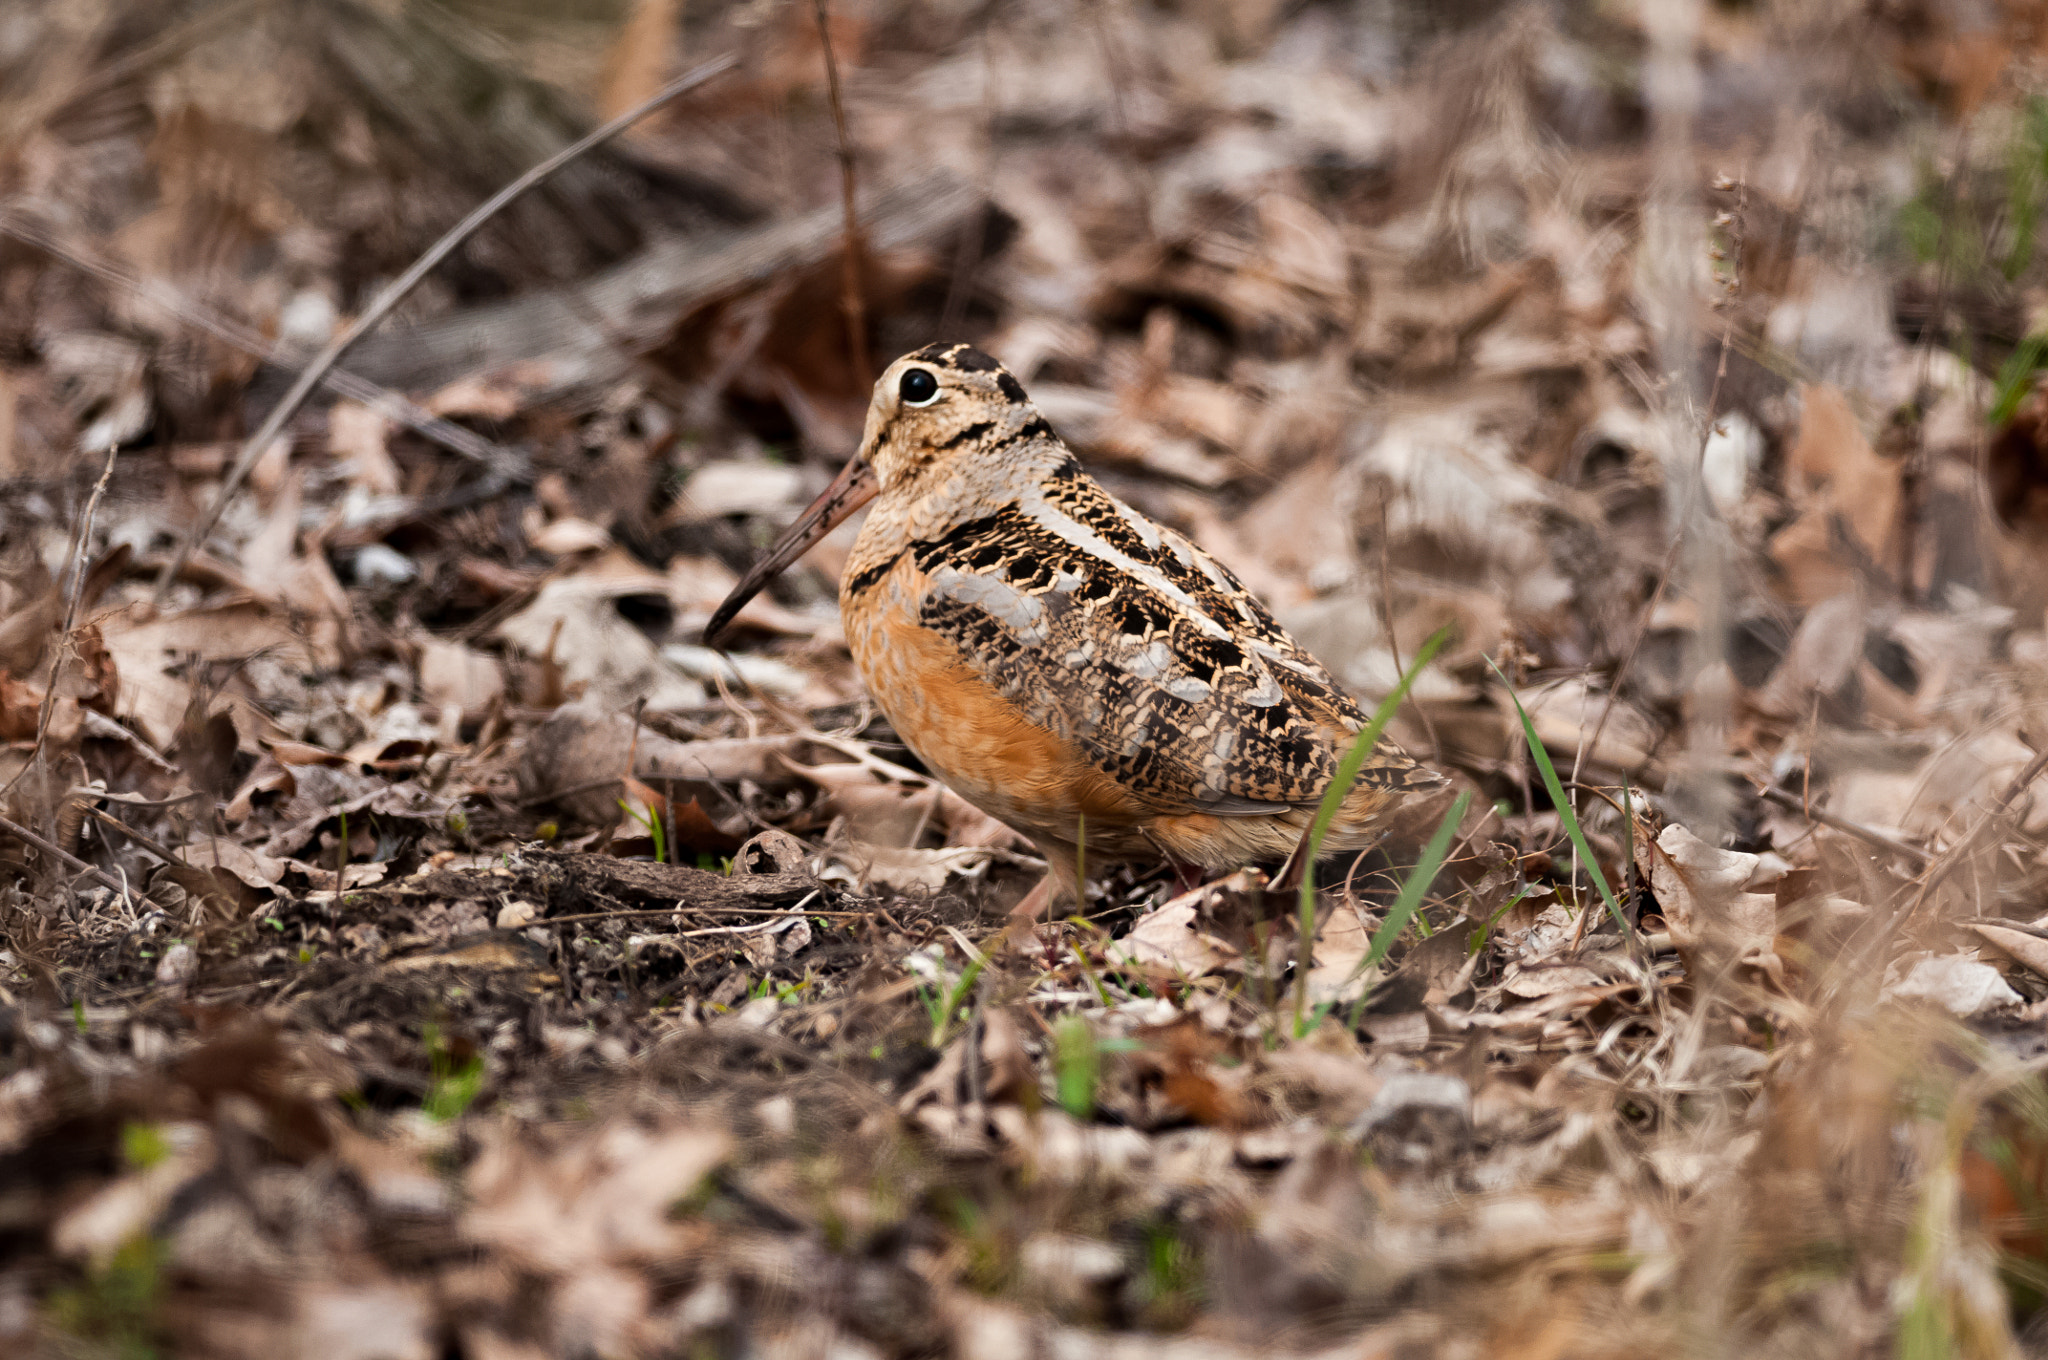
1003 875 1081 963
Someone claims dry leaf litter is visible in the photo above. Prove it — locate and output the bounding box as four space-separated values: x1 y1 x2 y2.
2 2 2048 1357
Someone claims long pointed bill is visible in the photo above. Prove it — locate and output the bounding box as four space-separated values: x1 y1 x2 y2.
702 455 879 645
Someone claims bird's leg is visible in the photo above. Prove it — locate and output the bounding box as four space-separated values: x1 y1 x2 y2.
1001 872 1070 965
1008 874 1055 923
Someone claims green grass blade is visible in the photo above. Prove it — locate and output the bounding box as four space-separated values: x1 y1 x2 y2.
1343 789 1471 1030
1303 625 1453 863
1468 886 1531 959
1293 625 1453 1033
1992 332 2048 425
930 947 989 1048
1054 1017 1098 1119
1485 659 1627 933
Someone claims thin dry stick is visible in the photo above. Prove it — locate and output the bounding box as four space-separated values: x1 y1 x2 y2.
152 51 737 602
541 903 866 928
0 447 117 806
1904 743 2048 916
812 0 871 384
79 803 181 867
1754 784 1929 866
0 810 172 915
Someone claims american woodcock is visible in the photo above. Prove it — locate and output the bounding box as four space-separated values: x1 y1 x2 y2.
705 343 1443 915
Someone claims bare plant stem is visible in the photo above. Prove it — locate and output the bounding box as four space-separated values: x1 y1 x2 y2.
813 0 872 385
152 51 737 602
1905 743 2048 915
0 447 117 808
1574 173 1748 796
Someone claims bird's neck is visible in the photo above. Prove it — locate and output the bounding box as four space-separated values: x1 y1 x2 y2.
857 445 1066 559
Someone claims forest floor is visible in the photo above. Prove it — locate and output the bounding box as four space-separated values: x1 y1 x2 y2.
4 2 2048 1356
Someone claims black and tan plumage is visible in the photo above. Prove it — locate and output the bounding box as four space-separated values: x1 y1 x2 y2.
706 343 1442 914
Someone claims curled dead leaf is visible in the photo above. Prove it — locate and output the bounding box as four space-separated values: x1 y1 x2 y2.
1112 888 1243 978
1639 823 1783 988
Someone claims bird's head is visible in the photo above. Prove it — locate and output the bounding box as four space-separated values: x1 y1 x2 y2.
702 343 1048 644
857 343 1048 489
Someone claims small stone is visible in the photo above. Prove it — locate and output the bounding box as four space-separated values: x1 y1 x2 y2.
494 900 539 930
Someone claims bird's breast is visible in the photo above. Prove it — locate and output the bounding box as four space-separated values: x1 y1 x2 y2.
841 569 1146 847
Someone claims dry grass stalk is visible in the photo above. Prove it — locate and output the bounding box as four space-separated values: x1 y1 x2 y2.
812 0 872 387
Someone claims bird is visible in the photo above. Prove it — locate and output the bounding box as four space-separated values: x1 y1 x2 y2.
704 343 1443 918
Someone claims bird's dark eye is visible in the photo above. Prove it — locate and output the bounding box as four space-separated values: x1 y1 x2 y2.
899 368 939 406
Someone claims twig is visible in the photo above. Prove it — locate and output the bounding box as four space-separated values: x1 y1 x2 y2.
607 895 824 942
1905 742 2048 916
1569 164 1743 800
0 211 522 475
152 51 738 602
540 901 863 928
1700 171 1747 425
812 0 871 384
79 804 181 868
1754 784 1929 866
0 810 173 915
0 447 117 807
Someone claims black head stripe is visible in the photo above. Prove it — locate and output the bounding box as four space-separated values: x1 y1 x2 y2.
938 421 994 450
905 342 1006 375
996 372 1027 402
946 345 1002 372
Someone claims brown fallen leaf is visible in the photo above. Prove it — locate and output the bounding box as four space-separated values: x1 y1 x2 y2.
329 399 400 494
0 550 58 675
1754 589 1865 719
899 1008 1034 1119
97 601 319 748
1638 823 1783 988
1303 901 1377 1005
417 638 506 716
386 935 545 973
517 702 808 825
617 773 743 857
175 838 286 890
1969 923 2048 981
821 841 1000 893
1111 887 1244 978
1883 953 2022 1018
1767 385 1902 606
496 567 704 712
464 1119 730 1273
526 515 612 557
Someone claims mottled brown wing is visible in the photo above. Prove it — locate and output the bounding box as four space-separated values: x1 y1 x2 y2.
893 459 1432 814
